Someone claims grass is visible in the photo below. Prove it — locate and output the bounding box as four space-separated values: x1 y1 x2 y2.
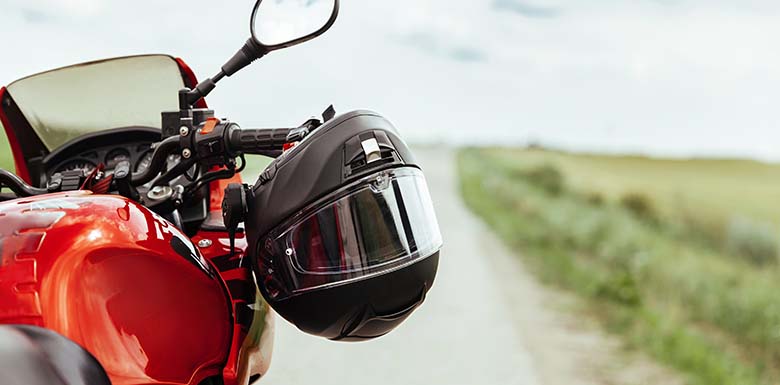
0 129 12 170
458 147 780 385
497 149 780 253
0 131 12 193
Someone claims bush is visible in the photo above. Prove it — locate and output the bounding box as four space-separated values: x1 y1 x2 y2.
725 217 778 266
585 191 605 206
519 163 566 195
595 268 642 307
620 192 658 223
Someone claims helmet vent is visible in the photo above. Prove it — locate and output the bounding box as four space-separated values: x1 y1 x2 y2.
343 131 400 178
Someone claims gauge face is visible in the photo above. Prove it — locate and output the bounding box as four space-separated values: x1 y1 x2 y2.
136 151 153 174
105 148 131 170
54 160 97 175
137 153 183 173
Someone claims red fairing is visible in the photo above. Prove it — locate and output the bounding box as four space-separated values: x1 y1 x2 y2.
0 192 232 385
175 58 209 109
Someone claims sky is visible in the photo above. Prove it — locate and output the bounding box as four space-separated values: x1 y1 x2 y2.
1 0 779 160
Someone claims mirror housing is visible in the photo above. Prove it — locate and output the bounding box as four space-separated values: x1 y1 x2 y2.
186 0 339 106
251 0 340 50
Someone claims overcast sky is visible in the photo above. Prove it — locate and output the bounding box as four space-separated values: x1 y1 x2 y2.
1 0 779 159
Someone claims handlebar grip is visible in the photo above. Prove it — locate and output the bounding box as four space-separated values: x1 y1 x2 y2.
228 128 291 155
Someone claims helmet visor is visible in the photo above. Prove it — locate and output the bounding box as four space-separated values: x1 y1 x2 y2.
258 167 442 300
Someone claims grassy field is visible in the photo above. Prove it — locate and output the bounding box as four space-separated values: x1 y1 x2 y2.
0 130 12 170
458 147 780 385
498 149 780 247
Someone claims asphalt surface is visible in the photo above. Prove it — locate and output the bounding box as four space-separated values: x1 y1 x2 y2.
261 148 543 385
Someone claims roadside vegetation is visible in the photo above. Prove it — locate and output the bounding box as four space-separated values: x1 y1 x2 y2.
458 147 780 385
0 133 11 169
1 133 11 193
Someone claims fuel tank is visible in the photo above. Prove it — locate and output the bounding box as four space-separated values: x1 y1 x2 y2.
0 191 233 385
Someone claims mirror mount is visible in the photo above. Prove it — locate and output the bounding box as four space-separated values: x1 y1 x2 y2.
185 38 269 106
184 0 339 108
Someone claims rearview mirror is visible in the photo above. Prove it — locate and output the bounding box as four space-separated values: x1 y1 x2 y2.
251 0 339 51
185 0 339 106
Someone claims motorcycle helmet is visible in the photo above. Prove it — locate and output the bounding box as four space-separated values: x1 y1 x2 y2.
245 110 442 341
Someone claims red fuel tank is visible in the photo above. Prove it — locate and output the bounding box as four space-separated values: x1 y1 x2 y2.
0 191 232 385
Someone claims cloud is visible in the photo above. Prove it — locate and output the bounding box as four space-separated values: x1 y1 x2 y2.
396 31 487 63
449 47 486 63
0 0 106 23
20 8 53 23
492 0 560 18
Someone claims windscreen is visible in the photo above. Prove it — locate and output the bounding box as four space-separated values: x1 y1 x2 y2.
6 55 186 151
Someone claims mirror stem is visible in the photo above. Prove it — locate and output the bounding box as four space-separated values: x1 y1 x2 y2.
186 71 223 106
186 38 268 107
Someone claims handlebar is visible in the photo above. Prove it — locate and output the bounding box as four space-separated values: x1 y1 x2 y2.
131 136 181 186
0 121 309 199
0 169 48 197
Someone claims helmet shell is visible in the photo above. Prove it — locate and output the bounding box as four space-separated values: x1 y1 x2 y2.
246 110 440 341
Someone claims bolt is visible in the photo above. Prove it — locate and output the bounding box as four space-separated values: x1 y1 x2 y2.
285 248 294 256
198 239 213 248
182 148 192 159
179 126 189 136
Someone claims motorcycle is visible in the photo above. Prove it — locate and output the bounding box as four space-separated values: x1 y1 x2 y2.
0 1 443 385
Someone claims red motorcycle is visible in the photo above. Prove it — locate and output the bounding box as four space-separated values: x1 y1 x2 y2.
0 1 443 385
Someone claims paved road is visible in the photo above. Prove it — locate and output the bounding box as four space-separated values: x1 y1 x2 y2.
261 148 543 385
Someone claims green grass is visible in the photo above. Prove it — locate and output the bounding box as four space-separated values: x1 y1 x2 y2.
0 128 12 170
493 149 780 250
0 130 12 193
458 147 780 385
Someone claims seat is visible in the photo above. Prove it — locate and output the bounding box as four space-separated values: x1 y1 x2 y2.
0 325 111 385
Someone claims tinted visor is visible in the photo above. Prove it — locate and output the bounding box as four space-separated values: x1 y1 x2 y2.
258 167 442 300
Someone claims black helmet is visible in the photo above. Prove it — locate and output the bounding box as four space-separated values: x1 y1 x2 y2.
245 111 441 341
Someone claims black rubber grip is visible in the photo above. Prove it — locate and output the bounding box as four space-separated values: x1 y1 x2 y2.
229 128 291 155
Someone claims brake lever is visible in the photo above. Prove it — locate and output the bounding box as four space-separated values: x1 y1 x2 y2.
287 117 323 143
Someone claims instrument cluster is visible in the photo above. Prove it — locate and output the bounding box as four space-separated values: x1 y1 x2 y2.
49 143 157 178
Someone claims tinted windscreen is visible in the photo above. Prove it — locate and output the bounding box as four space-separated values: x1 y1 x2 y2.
6 55 185 151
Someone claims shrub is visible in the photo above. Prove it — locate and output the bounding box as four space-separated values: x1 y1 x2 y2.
585 191 605 206
620 192 658 224
521 163 566 196
595 268 642 307
725 217 778 266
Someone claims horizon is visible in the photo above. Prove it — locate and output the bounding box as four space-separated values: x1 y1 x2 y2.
1 0 779 160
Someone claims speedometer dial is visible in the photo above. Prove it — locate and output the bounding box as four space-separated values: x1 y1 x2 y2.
135 151 153 174
54 160 97 175
105 148 131 170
